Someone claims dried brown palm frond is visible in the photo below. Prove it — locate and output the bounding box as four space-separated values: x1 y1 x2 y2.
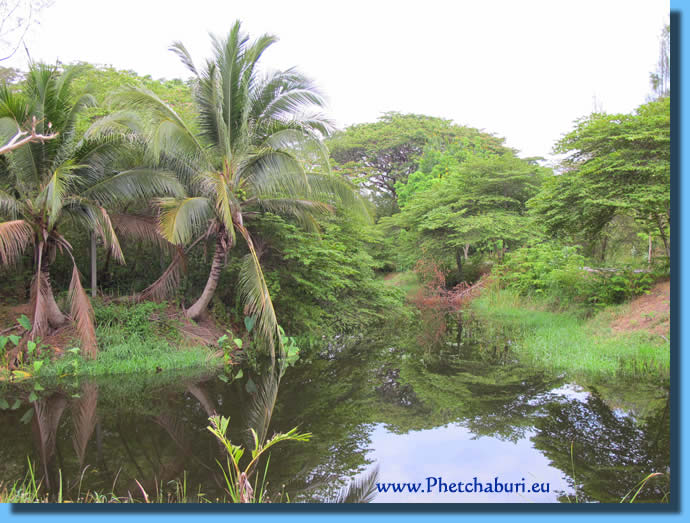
137 247 186 302
153 413 191 454
71 383 99 468
0 219 33 266
32 394 68 491
187 383 217 418
110 213 176 254
67 265 98 359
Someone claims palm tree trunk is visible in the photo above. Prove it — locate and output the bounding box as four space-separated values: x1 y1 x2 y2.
44 275 67 328
34 244 67 329
90 231 97 298
185 234 227 320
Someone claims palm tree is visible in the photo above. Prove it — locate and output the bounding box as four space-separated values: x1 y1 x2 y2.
108 22 366 353
0 64 183 358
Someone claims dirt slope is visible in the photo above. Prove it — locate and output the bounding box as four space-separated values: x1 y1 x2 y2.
609 280 670 339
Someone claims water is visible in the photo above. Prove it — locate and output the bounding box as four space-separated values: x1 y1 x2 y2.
0 326 670 503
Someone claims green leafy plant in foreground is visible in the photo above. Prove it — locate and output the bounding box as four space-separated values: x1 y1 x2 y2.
207 414 311 503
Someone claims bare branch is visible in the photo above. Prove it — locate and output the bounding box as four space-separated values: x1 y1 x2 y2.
0 115 58 155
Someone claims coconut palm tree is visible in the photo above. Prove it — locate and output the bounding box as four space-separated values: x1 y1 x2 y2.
0 64 183 358
106 22 367 353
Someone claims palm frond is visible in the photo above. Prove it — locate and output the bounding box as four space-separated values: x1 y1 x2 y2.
236 223 279 359
36 162 80 228
71 383 98 468
0 189 23 219
250 67 328 124
169 41 198 76
110 86 206 160
158 196 213 245
110 213 175 253
326 467 380 504
137 247 186 302
80 168 185 206
250 198 330 233
0 219 33 266
67 264 98 359
62 197 125 264
32 394 68 490
244 369 279 448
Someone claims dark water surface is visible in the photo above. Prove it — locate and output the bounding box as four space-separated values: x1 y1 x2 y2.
0 328 670 503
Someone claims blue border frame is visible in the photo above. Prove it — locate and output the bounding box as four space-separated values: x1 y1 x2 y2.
0 2 684 522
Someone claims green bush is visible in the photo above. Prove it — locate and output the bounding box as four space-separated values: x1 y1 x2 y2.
498 242 657 309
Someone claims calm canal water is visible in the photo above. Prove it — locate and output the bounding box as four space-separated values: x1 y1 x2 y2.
0 325 670 503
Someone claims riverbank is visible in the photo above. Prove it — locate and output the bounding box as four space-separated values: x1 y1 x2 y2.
468 282 670 381
0 299 226 380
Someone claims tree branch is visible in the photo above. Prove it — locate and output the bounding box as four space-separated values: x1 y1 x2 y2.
0 115 58 155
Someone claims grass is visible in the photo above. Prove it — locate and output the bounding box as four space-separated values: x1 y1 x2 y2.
0 460 211 503
469 288 670 381
382 271 422 299
35 336 221 378
2 300 224 380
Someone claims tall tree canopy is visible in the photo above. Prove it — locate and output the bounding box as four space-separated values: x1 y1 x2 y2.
529 97 670 259
383 147 546 280
328 112 508 216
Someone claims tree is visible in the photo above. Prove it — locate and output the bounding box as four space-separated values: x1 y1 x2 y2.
649 23 670 100
383 149 545 281
529 97 670 260
0 64 183 358
107 22 365 353
328 112 508 216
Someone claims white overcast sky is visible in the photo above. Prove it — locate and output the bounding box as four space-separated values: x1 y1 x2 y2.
3 0 670 161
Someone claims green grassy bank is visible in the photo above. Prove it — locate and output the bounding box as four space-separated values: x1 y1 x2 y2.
469 288 670 381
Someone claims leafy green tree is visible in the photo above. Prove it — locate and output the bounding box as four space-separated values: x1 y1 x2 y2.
328 112 508 215
0 64 183 357
104 22 365 353
384 149 545 280
529 97 670 260
239 210 405 338
68 63 195 138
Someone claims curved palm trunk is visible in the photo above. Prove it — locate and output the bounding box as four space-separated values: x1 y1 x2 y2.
44 269 67 328
185 233 228 320
31 243 67 334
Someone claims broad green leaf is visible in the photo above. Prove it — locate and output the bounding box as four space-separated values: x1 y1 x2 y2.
8 335 20 346
17 314 31 330
28 391 38 402
244 316 256 333
33 382 44 391
0 398 8 409
20 408 34 424
234 369 243 380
